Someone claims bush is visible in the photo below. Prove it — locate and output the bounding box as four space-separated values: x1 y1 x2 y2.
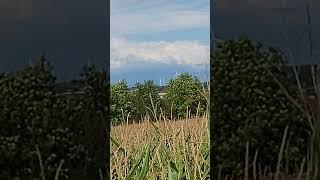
211 36 311 177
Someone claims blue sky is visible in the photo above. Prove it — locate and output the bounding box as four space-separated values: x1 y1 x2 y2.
111 0 210 86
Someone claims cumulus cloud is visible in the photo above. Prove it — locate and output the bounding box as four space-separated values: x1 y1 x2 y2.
111 37 209 70
110 0 210 71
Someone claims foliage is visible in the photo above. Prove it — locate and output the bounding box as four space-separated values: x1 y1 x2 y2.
211 36 311 177
133 80 161 120
110 80 136 125
0 57 60 178
0 56 108 179
78 64 109 179
165 73 207 119
110 74 208 124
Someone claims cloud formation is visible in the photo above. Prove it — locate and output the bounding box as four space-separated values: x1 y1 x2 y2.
110 0 210 71
111 37 209 70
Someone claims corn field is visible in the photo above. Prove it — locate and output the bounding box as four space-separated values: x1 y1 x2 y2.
111 117 210 179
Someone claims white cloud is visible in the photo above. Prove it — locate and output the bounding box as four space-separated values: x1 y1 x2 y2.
111 37 209 70
110 0 210 71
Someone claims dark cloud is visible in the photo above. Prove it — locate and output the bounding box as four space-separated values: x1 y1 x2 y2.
0 0 109 81
213 0 320 64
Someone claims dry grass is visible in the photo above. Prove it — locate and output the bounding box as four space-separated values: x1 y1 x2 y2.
111 117 210 179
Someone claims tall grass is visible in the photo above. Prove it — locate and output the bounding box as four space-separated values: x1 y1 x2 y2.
111 117 210 179
273 65 320 179
111 78 210 179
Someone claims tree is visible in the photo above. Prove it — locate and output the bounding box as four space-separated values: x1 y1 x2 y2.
110 80 135 124
0 56 109 179
211 36 311 177
133 80 161 121
0 56 63 178
165 73 207 119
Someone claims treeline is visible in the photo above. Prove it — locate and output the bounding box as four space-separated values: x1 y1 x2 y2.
110 74 208 125
0 57 108 179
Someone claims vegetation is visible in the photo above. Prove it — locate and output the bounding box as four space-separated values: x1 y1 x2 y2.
110 80 136 125
0 56 108 179
4 35 320 180
111 117 210 179
110 74 210 179
110 73 208 125
211 36 320 179
165 73 207 119
133 80 162 121
110 33 320 179
110 36 319 179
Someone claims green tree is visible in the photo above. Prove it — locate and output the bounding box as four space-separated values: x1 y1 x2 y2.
110 80 135 124
211 36 310 177
165 73 207 119
0 56 108 179
0 56 63 178
133 80 161 121
79 64 109 179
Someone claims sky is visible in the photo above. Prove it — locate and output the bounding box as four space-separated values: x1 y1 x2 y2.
213 0 320 65
0 0 108 81
1 1 320 83
110 0 210 86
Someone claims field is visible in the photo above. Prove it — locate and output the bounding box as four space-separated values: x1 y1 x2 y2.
111 117 210 179
110 118 311 180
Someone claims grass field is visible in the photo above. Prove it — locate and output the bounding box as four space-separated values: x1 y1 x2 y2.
111 117 210 179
